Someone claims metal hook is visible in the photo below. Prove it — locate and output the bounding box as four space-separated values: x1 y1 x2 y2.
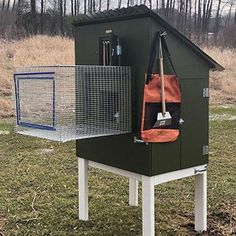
160 31 167 37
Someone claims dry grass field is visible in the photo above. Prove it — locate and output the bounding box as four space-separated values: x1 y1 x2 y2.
0 36 236 117
204 47 236 105
0 35 235 118
0 36 74 118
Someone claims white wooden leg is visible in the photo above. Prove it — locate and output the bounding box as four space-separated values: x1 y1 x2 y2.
78 157 88 221
195 171 207 232
129 178 139 206
142 176 155 236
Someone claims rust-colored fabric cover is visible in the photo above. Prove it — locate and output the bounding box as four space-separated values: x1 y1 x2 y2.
141 74 181 143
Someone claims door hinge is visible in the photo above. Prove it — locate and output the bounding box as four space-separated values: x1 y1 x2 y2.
203 145 209 155
203 88 209 98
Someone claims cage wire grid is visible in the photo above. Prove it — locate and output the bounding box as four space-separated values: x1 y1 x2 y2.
14 65 132 142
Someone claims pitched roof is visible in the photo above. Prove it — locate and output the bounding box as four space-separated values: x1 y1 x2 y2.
73 5 224 71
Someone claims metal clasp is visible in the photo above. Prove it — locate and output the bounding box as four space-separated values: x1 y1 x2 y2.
160 31 167 36
134 137 149 145
179 118 185 125
194 165 207 174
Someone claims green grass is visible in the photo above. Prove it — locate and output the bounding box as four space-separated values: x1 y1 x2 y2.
0 106 235 236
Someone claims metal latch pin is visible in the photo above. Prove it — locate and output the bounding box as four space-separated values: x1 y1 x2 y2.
134 137 149 145
194 165 207 174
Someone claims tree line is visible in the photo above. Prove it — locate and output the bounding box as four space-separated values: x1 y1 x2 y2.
0 0 235 47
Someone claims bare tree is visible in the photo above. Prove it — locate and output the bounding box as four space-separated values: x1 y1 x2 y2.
165 0 170 19
31 0 37 34
84 0 86 13
40 0 44 33
118 0 122 8
74 0 77 15
205 0 213 31
184 0 188 32
170 0 175 22
92 0 95 12
197 0 202 33
17 0 21 8
194 0 197 32
225 0 234 27
64 0 66 16
161 0 165 15
6 0 11 11
201 0 206 32
71 0 74 15
155 0 159 12
107 0 110 10
214 0 222 41
99 0 102 10
177 0 184 31
12 0 17 10
1 0 6 11
76 0 80 15
234 8 236 23
188 0 192 34
59 0 63 34
88 0 90 12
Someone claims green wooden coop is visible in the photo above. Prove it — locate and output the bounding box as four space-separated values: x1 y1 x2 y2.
72 6 223 235
73 5 223 176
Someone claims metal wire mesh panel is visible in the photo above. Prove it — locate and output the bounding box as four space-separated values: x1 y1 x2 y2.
14 66 132 142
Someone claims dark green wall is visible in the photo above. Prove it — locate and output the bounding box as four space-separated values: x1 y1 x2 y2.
75 16 209 176
150 19 210 79
75 18 150 133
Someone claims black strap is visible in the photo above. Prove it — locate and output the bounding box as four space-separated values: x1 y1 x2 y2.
146 31 177 84
146 31 159 84
161 36 177 76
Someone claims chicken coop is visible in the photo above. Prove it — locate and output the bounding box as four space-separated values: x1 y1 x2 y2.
13 5 224 236
73 5 223 175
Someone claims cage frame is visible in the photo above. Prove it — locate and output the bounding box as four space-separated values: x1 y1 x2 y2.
13 65 133 142
14 71 56 131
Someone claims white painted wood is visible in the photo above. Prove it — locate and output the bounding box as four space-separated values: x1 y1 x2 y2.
83 159 208 234
142 176 155 236
129 178 139 206
78 157 89 221
195 172 207 232
89 161 142 181
152 165 207 185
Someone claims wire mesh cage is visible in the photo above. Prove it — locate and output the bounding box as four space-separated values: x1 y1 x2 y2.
14 66 132 142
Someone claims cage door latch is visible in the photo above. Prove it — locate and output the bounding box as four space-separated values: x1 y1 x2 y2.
194 165 207 174
134 137 149 145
